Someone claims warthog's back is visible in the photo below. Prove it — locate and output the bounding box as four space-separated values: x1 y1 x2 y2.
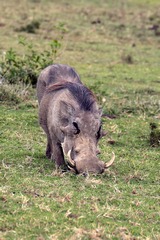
37 64 82 105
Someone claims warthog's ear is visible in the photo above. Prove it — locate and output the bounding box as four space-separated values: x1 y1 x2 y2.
60 101 75 120
98 107 104 117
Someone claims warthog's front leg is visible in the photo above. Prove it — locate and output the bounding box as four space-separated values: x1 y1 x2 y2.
51 142 66 169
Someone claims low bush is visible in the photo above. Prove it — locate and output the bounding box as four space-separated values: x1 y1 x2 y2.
0 23 66 86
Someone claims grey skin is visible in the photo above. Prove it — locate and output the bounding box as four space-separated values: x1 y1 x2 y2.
37 64 115 174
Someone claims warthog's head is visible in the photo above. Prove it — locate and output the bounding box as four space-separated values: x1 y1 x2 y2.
60 100 115 174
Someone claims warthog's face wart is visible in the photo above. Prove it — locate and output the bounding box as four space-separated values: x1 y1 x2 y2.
60 102 114 174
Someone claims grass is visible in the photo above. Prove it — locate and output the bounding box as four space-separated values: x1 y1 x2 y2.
0 0 160 239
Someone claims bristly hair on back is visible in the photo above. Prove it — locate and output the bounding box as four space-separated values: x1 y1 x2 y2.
46 82 96 111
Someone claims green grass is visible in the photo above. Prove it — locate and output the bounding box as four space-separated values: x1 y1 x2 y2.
0 0 160 239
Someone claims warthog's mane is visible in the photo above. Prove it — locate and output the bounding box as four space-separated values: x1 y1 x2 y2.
46 82 96 111
46 63 82 86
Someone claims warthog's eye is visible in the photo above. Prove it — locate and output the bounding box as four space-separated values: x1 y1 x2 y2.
96 125 102 139
73 122 80 134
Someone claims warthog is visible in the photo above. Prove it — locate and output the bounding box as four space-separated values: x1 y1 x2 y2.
37 64 115 173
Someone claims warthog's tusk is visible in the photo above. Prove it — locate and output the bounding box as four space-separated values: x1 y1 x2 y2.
68 164 76 173
104 152 115 168
67 149 76 167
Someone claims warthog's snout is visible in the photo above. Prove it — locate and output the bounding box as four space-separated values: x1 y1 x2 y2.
67 150 115 174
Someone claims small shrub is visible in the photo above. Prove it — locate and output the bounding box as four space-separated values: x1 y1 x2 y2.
16 20 40 33
0 23 66 86
0 84 26 104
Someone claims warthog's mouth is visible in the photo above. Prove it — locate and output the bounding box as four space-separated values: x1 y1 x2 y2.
66 149 115 174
